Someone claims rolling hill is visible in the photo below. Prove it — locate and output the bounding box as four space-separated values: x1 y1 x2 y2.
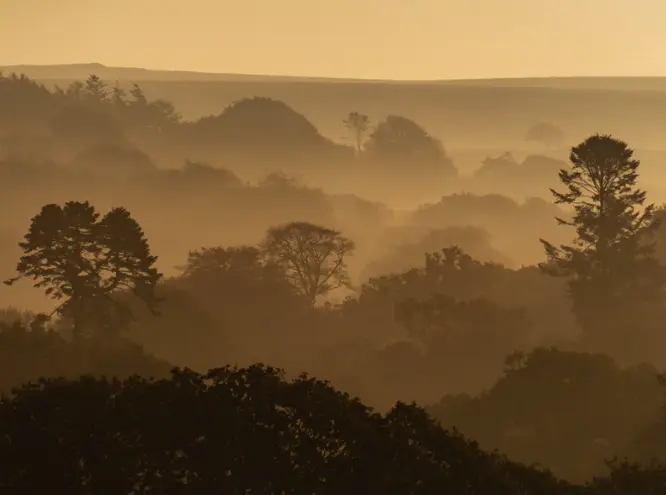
5 63 666 91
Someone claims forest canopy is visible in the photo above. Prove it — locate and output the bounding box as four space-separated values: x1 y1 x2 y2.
2 71 666 492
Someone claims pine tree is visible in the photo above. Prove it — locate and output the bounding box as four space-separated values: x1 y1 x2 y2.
540 134 665 347
4 201 162 340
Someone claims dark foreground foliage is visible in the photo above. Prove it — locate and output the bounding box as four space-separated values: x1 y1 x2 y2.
0 365 573 494
0 363 661 494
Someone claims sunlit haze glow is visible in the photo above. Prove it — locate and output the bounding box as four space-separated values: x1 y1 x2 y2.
1 0 664 80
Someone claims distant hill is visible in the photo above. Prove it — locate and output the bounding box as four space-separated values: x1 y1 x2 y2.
440 76 666 92
4 63 666 91
0 63 388 84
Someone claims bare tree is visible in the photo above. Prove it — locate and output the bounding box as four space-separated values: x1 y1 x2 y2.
261 222 355 306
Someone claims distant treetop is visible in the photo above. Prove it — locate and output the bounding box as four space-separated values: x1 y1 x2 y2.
525 122 565 148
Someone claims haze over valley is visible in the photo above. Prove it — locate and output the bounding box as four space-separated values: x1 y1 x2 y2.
4 1 666 491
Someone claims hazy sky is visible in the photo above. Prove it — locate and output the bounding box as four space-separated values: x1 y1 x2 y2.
0 0 663 80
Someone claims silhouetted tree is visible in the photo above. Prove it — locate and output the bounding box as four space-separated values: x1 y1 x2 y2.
129 83 147 105
201 97 329 148
4 201 162 339
110 84 127 106
343 111 371 154
63 80 85 102
149 98 181 125
261 222 355 306
475 152 519 177
182 245 265 277
364 115 457 177
526 122 565 148
540 135 665 351
180 246 292 300
83 74 109 104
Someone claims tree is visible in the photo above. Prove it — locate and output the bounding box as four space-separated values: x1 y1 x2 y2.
343 111 371 154
111 84 127 106
179 245 293 301
4 201 162 339
150 98 181 125
539 134 665 349
525 122 565 148
63 80 85 102
475 152 519 177
261 222 355 306
129 83 147 105
83 74 109 104
204 97 328 147
364 115 457 177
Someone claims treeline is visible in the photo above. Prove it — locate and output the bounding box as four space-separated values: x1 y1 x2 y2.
0 73 444 166
0 72 561 201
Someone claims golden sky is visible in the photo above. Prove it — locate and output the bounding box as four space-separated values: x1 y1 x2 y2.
0 0 663 79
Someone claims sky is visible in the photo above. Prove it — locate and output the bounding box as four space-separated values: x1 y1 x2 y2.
0 0 663 80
